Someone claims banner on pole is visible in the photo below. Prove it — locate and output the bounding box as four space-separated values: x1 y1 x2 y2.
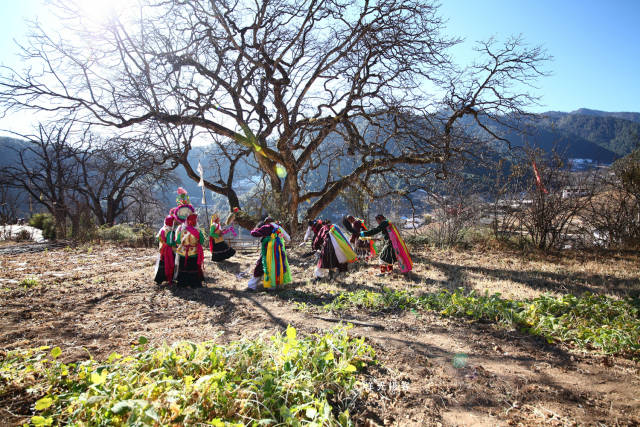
197 161 206 204
197 161 204 188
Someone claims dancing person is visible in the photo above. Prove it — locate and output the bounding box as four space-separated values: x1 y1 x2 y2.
312 220 357 280
174 213 206 287
209 212 236 262
343 215 377 260
153 214 176 285
361 214 412 275
246 216 292 291
170 187 205 287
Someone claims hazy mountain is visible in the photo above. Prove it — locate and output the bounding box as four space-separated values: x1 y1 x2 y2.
568 108 640 124
0 136 29 164
498 121 618 163
0 137 33 219
536 110 640 157
2 108 638 223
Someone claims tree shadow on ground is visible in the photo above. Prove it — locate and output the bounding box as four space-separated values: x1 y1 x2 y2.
364 319 594 412
167 284 236 324
210 260 244 274
267 285 337 308
419 257 639 297
202 281 315 328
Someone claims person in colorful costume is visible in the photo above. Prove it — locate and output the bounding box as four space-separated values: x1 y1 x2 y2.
171 187 206 287
311 219 357 279
343 215 377 260
174 213 206 287
361 214 412 274
154 214 176 285
209 210 236 262
247 216 291 291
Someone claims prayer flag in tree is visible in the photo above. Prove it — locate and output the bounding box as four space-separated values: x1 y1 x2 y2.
532 160 548 194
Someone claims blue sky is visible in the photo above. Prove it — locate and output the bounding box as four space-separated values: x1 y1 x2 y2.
439 0 640 113
1 0 639 120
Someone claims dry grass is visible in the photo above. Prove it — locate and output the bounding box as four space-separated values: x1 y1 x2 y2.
1 241 639 425
296 243 639 302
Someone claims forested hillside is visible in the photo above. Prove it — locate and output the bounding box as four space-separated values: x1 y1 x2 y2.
2 108 638 222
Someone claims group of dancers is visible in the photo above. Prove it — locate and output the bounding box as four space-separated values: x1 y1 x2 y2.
153 188 238 288
153 188 413 290
299 215 413 281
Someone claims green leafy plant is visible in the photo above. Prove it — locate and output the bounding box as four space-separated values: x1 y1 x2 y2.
0 326 374 425
20 277 40 288
324 288 640 358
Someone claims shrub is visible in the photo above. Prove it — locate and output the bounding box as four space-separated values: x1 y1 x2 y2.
20 277 40 287
14 229 32 242
96 224 155 247
0 326 374 425
29 213 56 240
405 234 431 247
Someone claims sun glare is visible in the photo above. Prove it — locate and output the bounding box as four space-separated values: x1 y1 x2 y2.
74 0 140 26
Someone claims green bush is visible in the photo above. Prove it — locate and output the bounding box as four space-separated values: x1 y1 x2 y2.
29 213 48 230
29 213 56 240
0 326 374 426
325 288 640 358
96 224 155 247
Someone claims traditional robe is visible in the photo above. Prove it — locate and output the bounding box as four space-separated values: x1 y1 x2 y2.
174 224 206 287
209 218 236 262
248 223 291 289
362 219 413 273
306 220 324 249
314 224 356 274
343 217 377 259
153 225 175 284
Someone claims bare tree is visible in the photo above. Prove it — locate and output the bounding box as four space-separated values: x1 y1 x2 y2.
78 136 174 226
3 121 176 238
423 173 482 247
0 0 549 233
579 151 640 248
339 183 373 224
484 156 528 241
613 149 640 203
515 147 594 250
0 184 24 224
2 123 84 238
119 174 174 225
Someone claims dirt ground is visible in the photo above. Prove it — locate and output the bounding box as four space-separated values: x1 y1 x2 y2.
1 242 639 426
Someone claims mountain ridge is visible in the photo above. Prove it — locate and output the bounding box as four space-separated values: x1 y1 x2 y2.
1 107 638 220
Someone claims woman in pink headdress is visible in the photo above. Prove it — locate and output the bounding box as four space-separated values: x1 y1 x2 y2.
170 187 206 287
154 214 176 285
174 213 206 287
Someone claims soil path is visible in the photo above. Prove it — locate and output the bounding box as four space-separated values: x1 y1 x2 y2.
1 244 638 426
